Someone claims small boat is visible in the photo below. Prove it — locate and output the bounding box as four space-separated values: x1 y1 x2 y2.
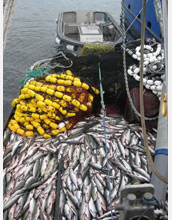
55 10 123 54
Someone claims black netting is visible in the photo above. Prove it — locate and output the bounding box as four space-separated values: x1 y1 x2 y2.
51 50 139 114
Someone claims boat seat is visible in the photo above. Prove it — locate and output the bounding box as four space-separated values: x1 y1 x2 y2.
63 23 80 35
64 23 97 35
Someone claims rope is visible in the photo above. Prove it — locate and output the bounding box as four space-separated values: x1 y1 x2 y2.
3 0 18 52
98 62 113 220
146 60 165 75
139 0 168 184
121 0 158 121
136 206 151 220
106 0 149 54
137 195 160 220
30 51 73 71
142 195 160 207
123 0 149 37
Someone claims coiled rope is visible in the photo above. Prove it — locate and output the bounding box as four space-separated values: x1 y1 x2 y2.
30 51 73 71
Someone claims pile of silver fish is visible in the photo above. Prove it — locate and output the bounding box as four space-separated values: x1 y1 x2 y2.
3 114 167 219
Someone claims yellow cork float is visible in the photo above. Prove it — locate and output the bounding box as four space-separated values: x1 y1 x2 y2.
8 70 100 138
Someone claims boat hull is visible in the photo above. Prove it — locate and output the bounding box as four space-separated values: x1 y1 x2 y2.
123 0 162 42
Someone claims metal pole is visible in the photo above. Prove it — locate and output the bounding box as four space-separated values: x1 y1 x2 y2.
151 0 168 202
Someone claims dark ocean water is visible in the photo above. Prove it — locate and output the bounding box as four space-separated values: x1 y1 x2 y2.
3 0 121 127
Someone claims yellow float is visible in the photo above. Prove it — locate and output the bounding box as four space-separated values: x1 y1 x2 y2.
8 70 99 138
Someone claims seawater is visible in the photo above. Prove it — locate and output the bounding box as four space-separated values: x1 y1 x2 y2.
3 0 122 127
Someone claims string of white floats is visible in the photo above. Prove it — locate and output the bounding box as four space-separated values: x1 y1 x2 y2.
126 42 165 101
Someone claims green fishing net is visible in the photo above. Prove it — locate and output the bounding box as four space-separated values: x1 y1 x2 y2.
18 68 51 87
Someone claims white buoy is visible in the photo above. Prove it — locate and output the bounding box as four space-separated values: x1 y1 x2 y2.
157 56 162 60
153 52 159 56
152 65 157 70
133 74 140 81
158 91 162 96
135 75 140 81
152 90 158 94
156 85 162 91
132 54 137 59
144 57 150 61
144 60 149 65
145 84 151 89
147 80 154 85
149 56 157 63
157 47 161 53
136 51 140 57
154 80 161 86
55 36 63 45
150 85 156 90
145 45 153 51
143 78 147 84
127 69 133 76
58 122 65 129
147 53 153 58
135 46 141 51
134 68 140 74
157 44 161 48
161 75 165 80
66 44 77 51
127 49 133 56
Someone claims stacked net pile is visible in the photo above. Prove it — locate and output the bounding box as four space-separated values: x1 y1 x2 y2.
8 70 100 138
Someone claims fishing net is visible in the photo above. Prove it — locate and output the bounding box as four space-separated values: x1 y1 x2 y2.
8 70 100 138
50 49 140 114
8 45 161 138
18 68 51 87
81 42 115 56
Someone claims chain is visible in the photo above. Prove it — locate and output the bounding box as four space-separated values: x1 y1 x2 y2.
121 0 158 121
